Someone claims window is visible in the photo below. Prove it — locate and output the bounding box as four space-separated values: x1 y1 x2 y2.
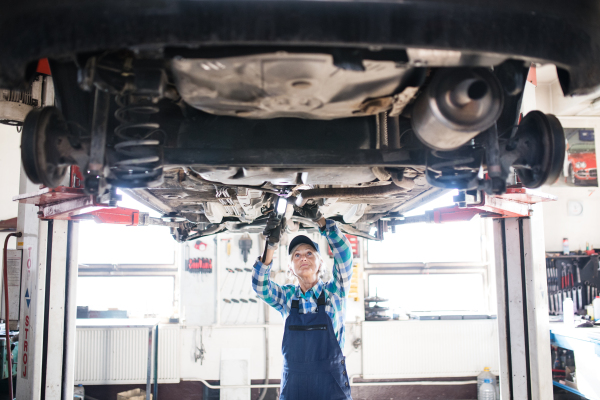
78 191 176 265
77 276 175 318
369 273 486 313
367 190 484 264
365 190 495 314
76 191 180 319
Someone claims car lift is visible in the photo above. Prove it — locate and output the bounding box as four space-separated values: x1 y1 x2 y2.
384 186 555 399
9 165 554 399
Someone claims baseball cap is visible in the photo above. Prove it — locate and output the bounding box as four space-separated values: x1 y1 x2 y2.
288 235 320 255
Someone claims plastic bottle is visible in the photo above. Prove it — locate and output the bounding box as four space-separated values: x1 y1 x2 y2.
593 296 600 322
477 368 496 392
74 384 85 400
563 298 574 327
563 238 569 255
478 378 496 400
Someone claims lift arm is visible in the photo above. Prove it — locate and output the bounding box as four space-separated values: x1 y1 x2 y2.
12 166 184 228
387 185 556 227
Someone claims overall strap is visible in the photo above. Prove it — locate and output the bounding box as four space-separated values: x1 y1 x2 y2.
317 290 326 306
291 299 300 309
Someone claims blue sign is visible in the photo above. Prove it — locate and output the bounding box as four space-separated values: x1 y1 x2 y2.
25 289 30 308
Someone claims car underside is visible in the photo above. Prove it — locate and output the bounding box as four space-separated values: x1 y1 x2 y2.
3 0 600 242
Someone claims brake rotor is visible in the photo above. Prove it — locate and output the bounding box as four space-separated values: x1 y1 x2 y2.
512 111 565 188
21 107 70 188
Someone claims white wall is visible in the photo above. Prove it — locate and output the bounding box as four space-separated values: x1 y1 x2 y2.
178 323 363 381
0 124 22 249
541 186 600 252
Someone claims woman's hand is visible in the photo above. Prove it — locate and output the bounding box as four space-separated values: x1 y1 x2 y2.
295 204 326 227
262 212 285 264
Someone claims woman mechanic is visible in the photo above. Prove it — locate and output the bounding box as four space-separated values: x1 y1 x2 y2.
252 204 353 400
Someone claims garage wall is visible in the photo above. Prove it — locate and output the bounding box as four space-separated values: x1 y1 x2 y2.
541 186 600 252
527 66 600 253
0 124 22 249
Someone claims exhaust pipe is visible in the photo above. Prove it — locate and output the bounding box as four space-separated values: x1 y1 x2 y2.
411 68 503 151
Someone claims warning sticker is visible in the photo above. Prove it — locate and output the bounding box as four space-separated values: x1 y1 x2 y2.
7 253 21 287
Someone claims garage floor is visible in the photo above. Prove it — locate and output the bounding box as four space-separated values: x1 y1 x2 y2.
0 377 585 399
77 380 479 400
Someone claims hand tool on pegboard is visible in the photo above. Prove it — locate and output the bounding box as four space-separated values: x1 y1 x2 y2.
239 234 253 263
194 241 208 251
228 268 244 302
568 264 574 288
233 268 253 324
221 268 235 303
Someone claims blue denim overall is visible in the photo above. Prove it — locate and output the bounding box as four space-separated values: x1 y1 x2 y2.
280 291 353 400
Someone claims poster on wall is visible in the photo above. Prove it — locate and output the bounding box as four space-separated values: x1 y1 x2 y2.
552 127 598 187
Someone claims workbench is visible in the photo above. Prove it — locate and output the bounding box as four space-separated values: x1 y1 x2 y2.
549 322 600 400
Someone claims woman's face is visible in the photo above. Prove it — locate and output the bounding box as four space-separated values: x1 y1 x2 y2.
290 244 320 282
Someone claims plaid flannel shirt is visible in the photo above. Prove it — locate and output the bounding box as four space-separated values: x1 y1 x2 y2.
252 219 353 349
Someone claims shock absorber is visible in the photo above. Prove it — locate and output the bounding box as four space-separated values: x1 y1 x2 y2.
112 92 164 187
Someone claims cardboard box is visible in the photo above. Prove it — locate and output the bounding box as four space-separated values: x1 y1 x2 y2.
117 388 152 400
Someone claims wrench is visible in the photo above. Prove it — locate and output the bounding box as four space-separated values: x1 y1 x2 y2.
557 293 562 314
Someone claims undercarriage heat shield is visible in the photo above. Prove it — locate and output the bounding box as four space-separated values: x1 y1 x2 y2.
171 52 410 119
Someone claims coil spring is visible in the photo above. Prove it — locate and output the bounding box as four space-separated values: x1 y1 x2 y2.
112 94 164 187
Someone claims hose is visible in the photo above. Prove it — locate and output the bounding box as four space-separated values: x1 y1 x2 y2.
3 231 22 400
349 375 477 386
